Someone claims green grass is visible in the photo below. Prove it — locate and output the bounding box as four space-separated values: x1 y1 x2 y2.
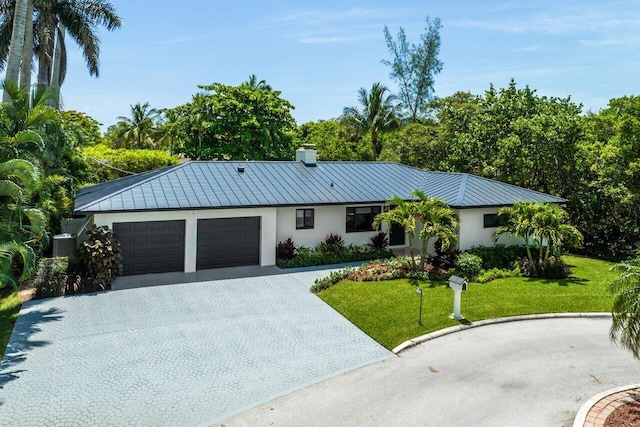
0 290 21 357
318 255 618 350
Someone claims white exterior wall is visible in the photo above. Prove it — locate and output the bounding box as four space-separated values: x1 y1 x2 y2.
275 204 396 248
456 207 523 251
93 207 277 272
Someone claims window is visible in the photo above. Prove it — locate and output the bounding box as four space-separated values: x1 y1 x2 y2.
296 209 314 229
483 213 502 228
346 206 381 232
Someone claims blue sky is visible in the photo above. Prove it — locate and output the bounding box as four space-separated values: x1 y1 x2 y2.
57 0 640 130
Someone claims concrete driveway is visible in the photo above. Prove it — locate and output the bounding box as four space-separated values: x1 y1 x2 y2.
0 271 392 426
222 317 640 427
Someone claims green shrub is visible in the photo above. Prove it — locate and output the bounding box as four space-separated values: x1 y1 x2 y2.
278 240 393 269
466 244 528 270
311 267 353 293
33 257 69 299
77 225 122 291
83 145 179 182
515 256 569 279
453 253 483 280
475 268 520 283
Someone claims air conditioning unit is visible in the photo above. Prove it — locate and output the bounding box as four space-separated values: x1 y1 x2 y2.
53 233 76 258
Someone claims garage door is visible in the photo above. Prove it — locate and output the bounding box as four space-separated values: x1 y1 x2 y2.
197 217 260 269
114 220 185 275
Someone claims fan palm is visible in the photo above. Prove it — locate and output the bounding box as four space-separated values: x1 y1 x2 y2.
342 82 399 160
609 255 640 358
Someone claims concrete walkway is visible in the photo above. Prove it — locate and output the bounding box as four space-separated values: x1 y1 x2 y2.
222 317 640 427
0 271 392 426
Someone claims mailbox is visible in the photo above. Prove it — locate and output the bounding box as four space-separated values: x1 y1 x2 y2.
448 275 468 320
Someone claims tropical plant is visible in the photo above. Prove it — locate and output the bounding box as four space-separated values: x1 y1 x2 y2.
369 232 389 249
0 158 45 288
493 201 539 265
382 16 443 122
77 224 122 291
373 195 418 269
410 189 458 271
242 74 272 91
341 82 399 160
0 0 122 105
609 255 640 358
106 102 162 149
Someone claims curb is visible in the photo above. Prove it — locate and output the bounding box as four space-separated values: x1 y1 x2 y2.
391 312 612 354
573 384 640 427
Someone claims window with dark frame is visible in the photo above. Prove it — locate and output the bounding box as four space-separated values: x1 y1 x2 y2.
483 213 502 228
346 206 382 232
296 209 314 229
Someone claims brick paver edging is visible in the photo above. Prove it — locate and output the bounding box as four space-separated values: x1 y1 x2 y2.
391 312 612 354
573 384 640 427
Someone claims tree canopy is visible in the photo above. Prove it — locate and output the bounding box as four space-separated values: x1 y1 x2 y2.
164 81 296 160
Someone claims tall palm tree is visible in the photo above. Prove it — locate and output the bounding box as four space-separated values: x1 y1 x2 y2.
373 195 418 270
243 74 272 91
609 255 640 358
342 82 399 160
109 102 161 149
410 189 458 271
2 0 27 102
0 0 122 105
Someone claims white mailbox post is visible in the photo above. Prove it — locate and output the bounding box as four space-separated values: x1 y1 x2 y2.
448 275 468 320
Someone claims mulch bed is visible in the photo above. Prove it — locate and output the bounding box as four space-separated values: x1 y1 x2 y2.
605 393 640 427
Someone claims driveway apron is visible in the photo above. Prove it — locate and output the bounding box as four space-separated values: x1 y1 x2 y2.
0 271 392 426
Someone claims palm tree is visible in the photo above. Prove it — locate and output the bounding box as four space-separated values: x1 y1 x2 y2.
109 102 161 149
410 190 459 271
342 82 399 160
243 74 272 91
0 0 122 105
373 195 418 270
531 203 582 262
493 201 538 264
609 255 640 358
2 0 27 101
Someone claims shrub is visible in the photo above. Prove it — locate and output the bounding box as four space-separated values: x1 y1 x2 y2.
77 225 122 291
466 244 528 270
452 253 483 280
369 232 389 249
33 257 69 299
324 234 344 245
515 256 569 279
276 238 295 260
475 268 520 283
311 267 353 293
83 145 179 182
431 238 460 269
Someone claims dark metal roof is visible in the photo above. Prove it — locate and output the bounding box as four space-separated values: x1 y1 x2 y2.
74 161 566 214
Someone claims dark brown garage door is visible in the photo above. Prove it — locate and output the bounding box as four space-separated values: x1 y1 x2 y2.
197 217 260 269
114 220 185 275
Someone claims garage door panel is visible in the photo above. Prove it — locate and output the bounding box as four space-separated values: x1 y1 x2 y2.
197 217 260 270
114 220 185 275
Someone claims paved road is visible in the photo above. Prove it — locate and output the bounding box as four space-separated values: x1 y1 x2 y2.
222 318 640 427
0 271 392 426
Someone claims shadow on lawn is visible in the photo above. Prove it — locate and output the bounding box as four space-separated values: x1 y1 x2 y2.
522 276 589 287
0 304 64 404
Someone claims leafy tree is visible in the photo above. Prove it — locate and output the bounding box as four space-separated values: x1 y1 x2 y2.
609 254 640 358
106 102 163 149
373 196 418 269
295 120 368 161
410 190 458 271
341 82 398 160
378 121 442 169
164 81 296 160
60 109 103 146
382 16 443 122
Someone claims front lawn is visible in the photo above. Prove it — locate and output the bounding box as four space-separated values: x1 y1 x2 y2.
317 255 617 350
0 291 22 357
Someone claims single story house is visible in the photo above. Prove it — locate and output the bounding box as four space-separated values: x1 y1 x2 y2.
73 147 565 276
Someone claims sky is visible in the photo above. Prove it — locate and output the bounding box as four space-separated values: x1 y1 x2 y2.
49 0 640 130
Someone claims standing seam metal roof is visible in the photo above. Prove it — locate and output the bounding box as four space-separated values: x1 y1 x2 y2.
74 161 566 214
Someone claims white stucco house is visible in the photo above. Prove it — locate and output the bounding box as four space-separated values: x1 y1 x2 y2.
73 147 565 276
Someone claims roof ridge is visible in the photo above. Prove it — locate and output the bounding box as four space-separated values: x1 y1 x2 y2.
74 162 189 212
455 173 470 205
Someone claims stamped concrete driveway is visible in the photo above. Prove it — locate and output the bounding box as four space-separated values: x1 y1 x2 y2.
223 317 640 427
0 271 392 426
